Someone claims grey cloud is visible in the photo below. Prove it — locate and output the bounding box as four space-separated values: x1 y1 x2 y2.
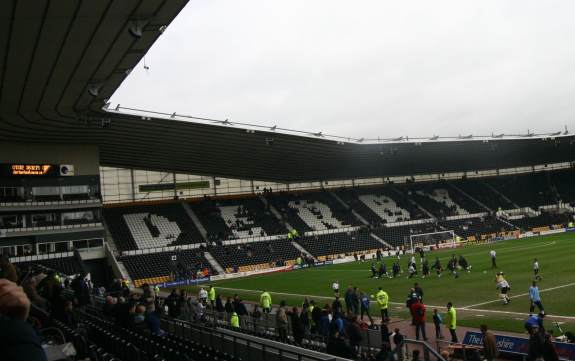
111 0 575 138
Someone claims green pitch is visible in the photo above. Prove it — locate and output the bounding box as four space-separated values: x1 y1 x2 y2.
187 233 575 334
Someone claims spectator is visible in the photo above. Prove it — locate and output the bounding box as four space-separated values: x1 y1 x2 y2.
0 279 47 361
276 301 288 342
251 305 261 331
352 287 360 316
347 315 363 353
198 287 208 305
480 325 498 361
165 289 182 318
374 343 394 361
393 328 405 361
332 295 344 316
381 320 391 347
311 301 322 334
319 306 331 338
215 294 224 312
360 291 373 323
414 283 424 302
290 307 305 345
345 286 354 314
224 297 234 315
145 306 166 336
410 298 427 341
0 255 18 282
433 308 443 339
300 303 310 334
326 331 356 359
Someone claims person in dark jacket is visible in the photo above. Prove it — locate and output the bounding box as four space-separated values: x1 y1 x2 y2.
215 294 224 313
224 297 234 314
381 320 391 347
165 289 182 318
344 287 354 314
347 315 363 352
326 331 356 359
480 325 498 361
290 307 305 345
332 296 343 316
311 302 322 333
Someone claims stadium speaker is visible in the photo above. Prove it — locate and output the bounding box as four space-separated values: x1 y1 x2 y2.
129 22 143 38
87 84 101 97
59 165 75 176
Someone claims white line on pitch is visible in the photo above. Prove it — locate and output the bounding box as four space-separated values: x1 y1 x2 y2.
215 286 575 320
461 282 575 309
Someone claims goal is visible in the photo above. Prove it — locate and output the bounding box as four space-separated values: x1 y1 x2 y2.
408 230 456 253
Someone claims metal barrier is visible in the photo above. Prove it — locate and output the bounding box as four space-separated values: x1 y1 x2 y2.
161 317 341 361
199 309 445 361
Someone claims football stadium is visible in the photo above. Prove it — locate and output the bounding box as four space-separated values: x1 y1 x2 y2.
1 1 575 361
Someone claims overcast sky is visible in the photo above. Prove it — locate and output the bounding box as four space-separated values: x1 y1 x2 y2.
110 0 575 139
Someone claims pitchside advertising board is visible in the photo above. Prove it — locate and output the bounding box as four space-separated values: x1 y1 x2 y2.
0 163 75 177
155 277 210 289
463 331 575 360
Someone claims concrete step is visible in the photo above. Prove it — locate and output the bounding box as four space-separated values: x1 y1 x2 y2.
204 251 225 274
181 201 208 240
328 190 370 225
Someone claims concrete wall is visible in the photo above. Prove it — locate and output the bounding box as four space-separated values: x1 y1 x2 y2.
0 143 99 175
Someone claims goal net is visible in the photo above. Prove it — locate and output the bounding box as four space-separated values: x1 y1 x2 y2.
408 230 456 253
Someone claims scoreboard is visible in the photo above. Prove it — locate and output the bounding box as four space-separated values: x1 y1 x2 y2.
0 164 73 177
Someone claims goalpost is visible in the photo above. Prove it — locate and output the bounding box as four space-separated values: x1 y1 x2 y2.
408 230 456 253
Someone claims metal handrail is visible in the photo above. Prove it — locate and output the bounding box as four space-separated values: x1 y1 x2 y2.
161 316 341 361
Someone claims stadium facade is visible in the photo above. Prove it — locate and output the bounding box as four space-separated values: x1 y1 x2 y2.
1 2 575 360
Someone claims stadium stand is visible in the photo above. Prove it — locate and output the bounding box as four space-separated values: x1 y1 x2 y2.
551 168 575 206
372 222 444 247
295 229 383 258
394 183 468 218
484 173 556 209
12 255 84 276
267 190 362 232
190 197 287 240
78 310 243 361
103 203 204 251
508 211 572 232
120 248 214 286
208 239 300 273
454 178 516 211
335 185 427 225
440 216 516 239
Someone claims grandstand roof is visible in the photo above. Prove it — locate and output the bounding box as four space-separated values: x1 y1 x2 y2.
1 0 575 182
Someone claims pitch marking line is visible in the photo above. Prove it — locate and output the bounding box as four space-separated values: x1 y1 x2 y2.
215 286 575 321
461 282 575 309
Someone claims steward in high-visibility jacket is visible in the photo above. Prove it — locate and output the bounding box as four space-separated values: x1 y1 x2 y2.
260 291 272 313
376 288 390 321
445 302 458 343
208 285 216 308
230 312 240 328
